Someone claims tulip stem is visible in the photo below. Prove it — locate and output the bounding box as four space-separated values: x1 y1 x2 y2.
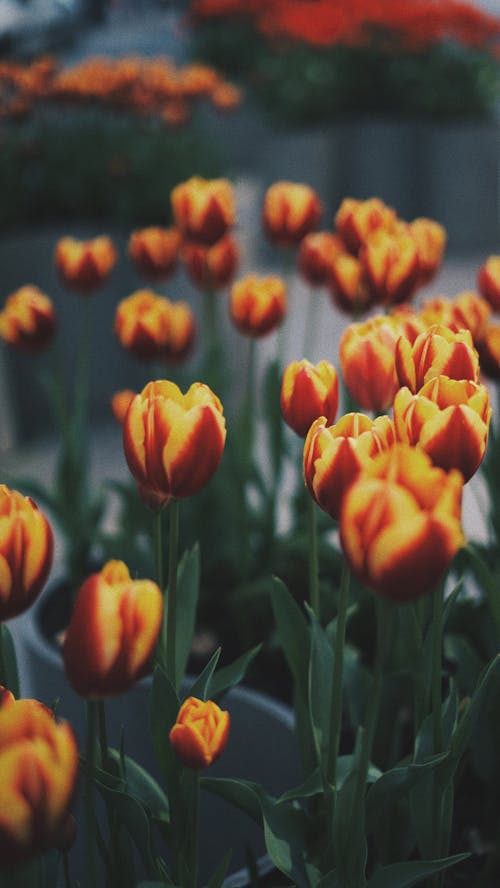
189 773 200 888
166 499 180 688
303 285 319 361
62 849 73 888
327 561 350 787
85 700 98 888
97 700 110 772
155 507 165 594
430 582 445 888
308 496 320 620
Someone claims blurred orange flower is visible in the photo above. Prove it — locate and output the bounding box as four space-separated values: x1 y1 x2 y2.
230 274 287 337
54 235 116 294
263 181 322 247
0 285 56 353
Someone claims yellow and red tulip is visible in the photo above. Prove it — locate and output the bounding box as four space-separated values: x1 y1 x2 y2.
171 176 235 246
230 274 286 338
0 285 56 353
169 696 230 769
334 196 397 254
421 292 491 347
297 231 344 286
128 226 181 281
339 315 403 413
0 485 53 621
54 235 116 294
360 227 419 306
478 322 500 379
182 233 239 290
477 255 500 312
280 359 339 438
395 324 479 393
262 181 322 247
114 290 195 364
408 217 446 284
327 251 372 315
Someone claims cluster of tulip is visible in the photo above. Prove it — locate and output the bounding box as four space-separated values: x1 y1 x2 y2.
1 177 500 887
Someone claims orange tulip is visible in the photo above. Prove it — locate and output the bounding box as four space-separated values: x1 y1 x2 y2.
421 292 491 346
478 323 500 379
63 560 162 698
281 359 339 438
393 376 491 482
230 274 286 337
263 181 322 247
389 306 427 345
210 81 242 111
327 251 373 315
165 300 196 363
114 290 195 364
182 233 239 290
128 226 181 281
0 285 56 353
395 324 479 393
123 380 226 509
0 485 53 622
171 176 235 246
339 315 403 412
0 687 14 708
334 197 397 254
54 235 116 293
169 696 230 769
360 227 419 306
297 231 344 286
0 698 78 865
303 412 395 521
340 444 464 601
111 389 135 424
477 255 500 312
408 217 446 284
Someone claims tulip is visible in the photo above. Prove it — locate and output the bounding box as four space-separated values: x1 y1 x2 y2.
298 231 344 286
477 255 500 312
389 305 427 345
0 486 53 622
395 324 479 393
478 323 500 379
421 292 491 346
182 233 239 290
54 235 116 293
169 696 230 769
115 290 172 361
171 176 235 246
262 181 322 247
304 412 395 521
327 252 373 315
360 227 420 306
230 274 286 337
0 698 78 865
0 285 56 353
339 315 404 413
393 376 491 482
111 389 135 424
165 300 196 363
0 687 14 708
408 217 446 284
128 226 181 281
340 444 464 601
123 380 226 509
281 359 339 438
210 80 242 111
334 197 397 254
63 560 162 697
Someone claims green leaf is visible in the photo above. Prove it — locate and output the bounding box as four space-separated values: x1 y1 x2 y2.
150 665 180 781
262 358 285 480
270 577 309 701
259 794 311 888
367 853 470 888
278 768 323 803
187 647 221 701
308 609 334 771
209 644 262 701
463 543 500 638
206 850 233 888
92 774 160 878
0 623 19 697
106 749 169 822
200 777 263 827
174 546 200 691
366 752 448 831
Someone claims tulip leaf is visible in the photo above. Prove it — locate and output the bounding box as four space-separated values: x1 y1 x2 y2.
174 545 200 691
0 623 19 697
209 644 262 701
259 795 311 888
308 608 334 771
186 647 221 701
151 664 180 782
262 358 286 482
463 543 500 638
206 850 233 888
366 751 448 831
270 577 310 702
107 749 169 822
200 776 264 826
278 767 323 803
366 853 470 888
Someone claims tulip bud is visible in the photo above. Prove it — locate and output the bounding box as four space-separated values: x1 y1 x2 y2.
0 698 78 865
128 226 181 281
303 413 395 520
477 255 500 312
327 252 373 314
297 231 344 287
408 217 446 284
0 486 53 621
165 300 196 363
334 197 397 254
111 389 135 424
389 306 426 345
54 235 116 294
339 315 403 413
0 285 56 353
230 274 286 337
340 444 464 601
115 290 171 361
210 81 242 111
169 696 230 769
360 228 419 306
395 324 479 393
263 181 322 247
477 323 500 379
281 359 338 438
421 292 491 346
63 560 163 697
182 233 239 290
171 176 235 246
123 380 226 509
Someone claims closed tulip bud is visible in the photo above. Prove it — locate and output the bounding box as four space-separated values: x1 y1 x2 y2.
115 290 171 361
123 380 226 509
63 560 162 697
478 323 500 379
171 176 235 246
339 315 403 413
263 181 322 247
0 698 78 865
421 293 491 346
360 228 420 306
230 274 286 338
477 255 500 312
303 412 395 520
0 486 53 621
54 235 116 294
165 300 196 363
340 443 464 602
182 233 239 290
281 359 339 437
297 231 344 287
395 324 479 393
0 285 56 353
128 226 181 281
335 197 397 254
394 376 491 482
408 217 446 284
111 389 135 424
169 696 230 769
327 252 373 314
389 306 427 345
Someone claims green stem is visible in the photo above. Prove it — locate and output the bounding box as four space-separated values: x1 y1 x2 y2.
430 582 445 887
85 700 98 888
190 773 200 888
97 700 110 772
308 496 320 620
327 562 351 787
303 285 319 361
62 849 73 888
166 499 180 688
244 337 257 469
155 506 165 668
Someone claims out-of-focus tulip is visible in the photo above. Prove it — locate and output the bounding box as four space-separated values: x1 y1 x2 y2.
421 292 491 346
297 231 344 287
128 226 181 281
182 233 239 290
340 443 464 601
389 306 427 345
0 687 14 708
360 228 419 305
0 486 53 622
171 176 235 246
393 376 491 482
0 698 78 865
111 389 135 424
210 81 242 111
281 359 339 437
408 217 446 284
63 560 162 698
0 285 56 353
115 290 171 361
123 380 226 509
339 315 404 412
165 300 196 363
334 197 397 254
478 323 500 379
54 235 116 293
262 181 322 247
230 274 286 337
327 252 372 314
169 696 230 769
477 255 500 312
304 412 395 521
395 324 479 393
